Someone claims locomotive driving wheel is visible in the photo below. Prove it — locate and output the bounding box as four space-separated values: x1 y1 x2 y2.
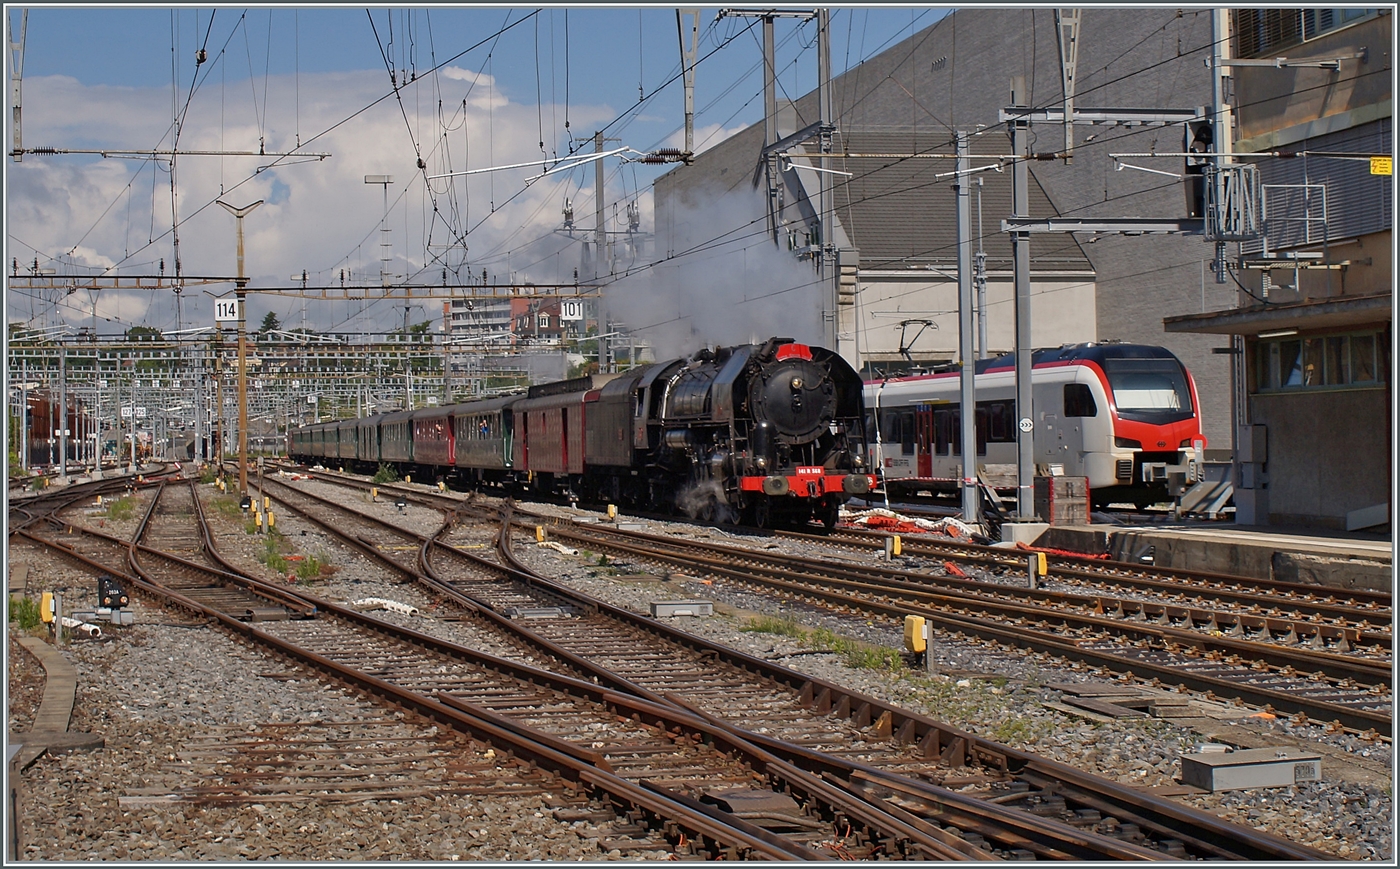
747 497 771 529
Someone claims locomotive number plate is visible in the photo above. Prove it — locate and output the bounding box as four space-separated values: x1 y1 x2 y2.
795 466 824 476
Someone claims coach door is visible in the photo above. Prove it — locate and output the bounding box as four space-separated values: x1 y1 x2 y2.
915 404 934 478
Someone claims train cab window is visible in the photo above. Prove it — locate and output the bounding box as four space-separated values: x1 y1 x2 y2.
1103 358 1194 413
1063 383 1098 417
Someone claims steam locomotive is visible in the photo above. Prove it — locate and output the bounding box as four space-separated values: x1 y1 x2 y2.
289 338 875 528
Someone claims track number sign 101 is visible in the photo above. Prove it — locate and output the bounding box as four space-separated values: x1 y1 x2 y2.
214 298 240 322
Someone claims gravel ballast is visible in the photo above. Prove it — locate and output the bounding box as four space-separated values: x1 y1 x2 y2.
7 474 1392 861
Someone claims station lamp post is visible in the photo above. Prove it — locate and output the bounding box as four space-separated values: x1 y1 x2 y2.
217 198 263 497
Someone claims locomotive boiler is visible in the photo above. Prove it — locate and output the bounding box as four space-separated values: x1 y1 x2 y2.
588 337 873 528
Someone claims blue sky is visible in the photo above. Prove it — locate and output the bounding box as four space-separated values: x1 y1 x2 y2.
6 6 946 339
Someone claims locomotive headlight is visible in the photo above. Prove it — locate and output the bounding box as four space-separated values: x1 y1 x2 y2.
853 454 865 469
790 377 804 390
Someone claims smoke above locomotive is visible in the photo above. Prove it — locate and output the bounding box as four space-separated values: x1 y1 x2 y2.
604 183 826 357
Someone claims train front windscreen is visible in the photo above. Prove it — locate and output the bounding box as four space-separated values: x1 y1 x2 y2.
1102 357 1194 423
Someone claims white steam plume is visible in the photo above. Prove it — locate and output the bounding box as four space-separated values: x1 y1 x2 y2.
605 182 824 360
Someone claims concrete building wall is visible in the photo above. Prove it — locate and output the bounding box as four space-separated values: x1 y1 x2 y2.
1249 387 1390 527
1232 13 1391 146
656 8 1239 445
855 274 1098 366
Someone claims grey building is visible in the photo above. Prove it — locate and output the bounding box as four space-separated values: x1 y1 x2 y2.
1165 9 1392 529
654 8 1237 451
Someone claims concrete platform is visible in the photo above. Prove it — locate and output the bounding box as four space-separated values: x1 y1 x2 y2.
1035 522 1392 592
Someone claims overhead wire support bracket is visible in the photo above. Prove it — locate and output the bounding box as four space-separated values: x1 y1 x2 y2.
760 120 836 159
427 146 648 185
781 157 852 177
13 147 330 160
1001 217 1206 234
1209 48 1367 70
998 106 1203 126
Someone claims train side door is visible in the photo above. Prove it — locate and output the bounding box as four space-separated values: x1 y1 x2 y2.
915 404 934 478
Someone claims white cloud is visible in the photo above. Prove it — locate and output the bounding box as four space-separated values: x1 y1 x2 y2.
682 122 748 155
7 68 622 334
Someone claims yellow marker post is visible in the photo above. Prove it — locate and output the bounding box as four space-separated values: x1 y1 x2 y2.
607 504 617 520
893 535 903 557
535 525 547 543
371 487 378 502
263 496 270 511
40 592 55 623
1028 551 1048 588
267 511 275 530
903 614 926 653
405 475 412 484
255 511 263 529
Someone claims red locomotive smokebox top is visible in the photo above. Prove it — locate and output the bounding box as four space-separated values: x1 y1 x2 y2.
774 343 813 361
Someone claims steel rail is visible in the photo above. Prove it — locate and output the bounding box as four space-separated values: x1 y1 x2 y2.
520 518 1391 736
256 473 1341 858
804 526 1392 615
31 514 827 858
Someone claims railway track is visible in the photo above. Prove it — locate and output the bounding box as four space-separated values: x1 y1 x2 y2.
797 526 1392 634
247 472 1331 860
265 469 1394 737
507 510 1392 738
24 488 867 859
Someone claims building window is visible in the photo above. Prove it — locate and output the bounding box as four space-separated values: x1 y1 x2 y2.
1253 329 1385 391
538 314 550 329
1234 8 1379 57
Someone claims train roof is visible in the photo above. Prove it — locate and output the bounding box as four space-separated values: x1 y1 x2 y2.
446 394 521 413
526 372 622 399
979 343 1181 373
869 343 1184 384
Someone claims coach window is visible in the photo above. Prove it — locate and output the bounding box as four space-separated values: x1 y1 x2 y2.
898 410 915 453
1063 383 1098 417
934 408 961 456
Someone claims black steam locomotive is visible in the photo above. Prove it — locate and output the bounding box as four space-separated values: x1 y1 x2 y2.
290 338 875 529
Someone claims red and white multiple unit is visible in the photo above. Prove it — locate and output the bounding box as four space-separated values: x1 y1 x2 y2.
865 344 1205 509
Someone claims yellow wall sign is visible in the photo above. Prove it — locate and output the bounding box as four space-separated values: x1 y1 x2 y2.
1370 156 1392 176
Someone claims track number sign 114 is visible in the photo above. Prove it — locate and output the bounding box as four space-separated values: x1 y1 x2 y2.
214 298 240 322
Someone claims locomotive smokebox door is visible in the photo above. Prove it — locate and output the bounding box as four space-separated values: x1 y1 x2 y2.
750 356 835 443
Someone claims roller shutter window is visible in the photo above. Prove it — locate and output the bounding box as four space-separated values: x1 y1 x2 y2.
1235 9 1378 57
